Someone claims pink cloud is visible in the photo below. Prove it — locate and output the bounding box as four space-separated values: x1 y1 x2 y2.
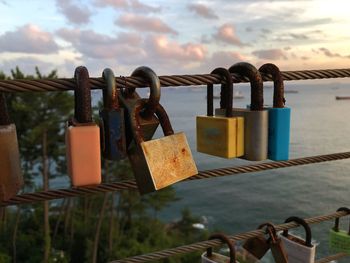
188 3 218 19
145 35 206 63
56 28 146 63
198 51 245 72
252 49 287 60
214 24 243 46
0 24 59 54
116 14 177 35
56 0 92 25
96 0 160 13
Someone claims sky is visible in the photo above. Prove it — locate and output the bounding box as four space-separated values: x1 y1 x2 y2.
0 0 350 77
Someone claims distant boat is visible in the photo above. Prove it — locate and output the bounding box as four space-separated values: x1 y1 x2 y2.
285 90 298 94
335 96 350 100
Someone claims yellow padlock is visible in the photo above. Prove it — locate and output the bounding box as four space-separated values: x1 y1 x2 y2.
196 67 244 158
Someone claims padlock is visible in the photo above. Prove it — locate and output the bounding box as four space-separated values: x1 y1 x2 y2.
280 216 316 263
329 207 350 254
128 98 198 194
242 223 273 259
259 63 290 161
196 67 244 158
266 223 289 263
119 66 160 147
0 93 23 202
66 66 101 187
201 233 237 263
99 68 126 160
215 62 268 161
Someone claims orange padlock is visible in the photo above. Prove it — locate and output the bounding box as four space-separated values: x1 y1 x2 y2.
66 66 101 187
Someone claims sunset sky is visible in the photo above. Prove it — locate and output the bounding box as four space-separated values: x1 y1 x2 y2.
0 0 349 77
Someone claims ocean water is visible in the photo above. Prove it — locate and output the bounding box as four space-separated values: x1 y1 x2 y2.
152 80 350 262
49 79 350 261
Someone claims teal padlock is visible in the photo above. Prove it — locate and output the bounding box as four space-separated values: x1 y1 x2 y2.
259 63 290 161
329 207 350 254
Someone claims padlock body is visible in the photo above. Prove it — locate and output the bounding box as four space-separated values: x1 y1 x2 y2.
280 234 315 263
243 235 270 259
0 124 23 202
128 132 198 194
216 108 268 161
236 246 261 263
66 124 101 187
99 108 126 160
196 115 244 158
119 92 159 146
329 229 350 254
270 238 289 263
267 107 290 161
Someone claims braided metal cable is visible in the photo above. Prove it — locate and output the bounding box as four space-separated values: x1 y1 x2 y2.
1 68 350 92
1 151 350 207
110 210 349 263
315 253 348 263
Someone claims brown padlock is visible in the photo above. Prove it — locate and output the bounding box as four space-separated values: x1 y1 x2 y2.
202 233 236 263
128 98 198 194
66 66 101 187
266 223 289 263
0 93 23 202
120 66 160 147
242 222 272 259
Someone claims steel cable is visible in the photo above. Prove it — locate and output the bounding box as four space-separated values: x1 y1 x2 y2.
1 151 350 207
110 210 349 262
1 68 350 92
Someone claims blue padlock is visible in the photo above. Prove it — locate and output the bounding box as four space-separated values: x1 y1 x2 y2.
259 63 290 161
99 68 127 160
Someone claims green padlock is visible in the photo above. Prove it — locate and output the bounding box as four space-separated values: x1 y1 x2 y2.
329 207 350 254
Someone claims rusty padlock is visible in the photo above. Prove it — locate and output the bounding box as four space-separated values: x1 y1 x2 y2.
215 62 268 161
119 66 160 147
201 233 236 263
0 93 23 202
99 68 127 160
242 222 272 259
66 66 101 187
197 67 244 158
266 223 289 263
128 98 198 194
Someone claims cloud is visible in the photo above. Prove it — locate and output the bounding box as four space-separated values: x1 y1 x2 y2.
319 47 340 58
145 35 206 63
56 0 92 25
0 57 56 75
57 28 146 63
95 0 160 13
116 14 177 35
0 24 59 54
198 51 245 72
252 49 287 60
188 3 218 19
213 24 243 46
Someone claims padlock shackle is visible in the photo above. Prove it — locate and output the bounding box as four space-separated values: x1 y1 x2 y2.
258 222 278 243
0 93 11 125
229 62 263 111
130 66 161 119
102 68 119 110
131 99 174 146
207 233 236 263
74 66 93 124
259 63 285 108
283 216 313 247
207 67 233 117
333 207 350 234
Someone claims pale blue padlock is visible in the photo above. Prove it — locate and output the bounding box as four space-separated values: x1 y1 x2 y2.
259 63 290 161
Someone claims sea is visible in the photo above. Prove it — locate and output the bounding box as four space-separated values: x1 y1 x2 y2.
51 79 350 262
